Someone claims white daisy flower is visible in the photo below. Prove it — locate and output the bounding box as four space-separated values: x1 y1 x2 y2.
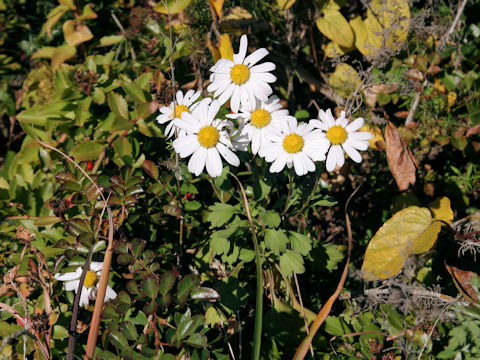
226 95 296 155
156 90 203 138
260 118 329 176
309 109 372 172
207 34 277 113
54 261 117 307
173 100 240 177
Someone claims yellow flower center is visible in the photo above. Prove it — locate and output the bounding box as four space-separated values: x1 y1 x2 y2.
230 64 250 85
198 126 220 148
283 133 304 154
326 125 347 145
174 104 189 119
250 109 271 128
84 270 97 288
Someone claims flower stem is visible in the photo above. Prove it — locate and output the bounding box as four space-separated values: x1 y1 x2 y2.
230 172 263 360
281 170 294 216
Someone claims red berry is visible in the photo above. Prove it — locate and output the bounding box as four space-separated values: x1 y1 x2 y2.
86 161 93 171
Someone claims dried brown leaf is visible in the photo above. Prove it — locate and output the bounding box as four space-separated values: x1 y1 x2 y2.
385 121 416 191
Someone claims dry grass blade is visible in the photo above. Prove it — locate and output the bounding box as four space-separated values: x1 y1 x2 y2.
84 206 115 359
292 185 360 360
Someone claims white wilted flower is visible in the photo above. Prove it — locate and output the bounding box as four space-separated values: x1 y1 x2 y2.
260 118 329 176
156 90 205 138
173 100 240 177
226 95 296 155
309 109 372 172
207 34 276 113
54 261 117 307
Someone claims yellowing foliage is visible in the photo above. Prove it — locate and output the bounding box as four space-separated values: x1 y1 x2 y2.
362 198 453 281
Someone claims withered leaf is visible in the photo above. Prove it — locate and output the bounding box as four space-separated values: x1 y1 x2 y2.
446 264 479 303
385 121 416 191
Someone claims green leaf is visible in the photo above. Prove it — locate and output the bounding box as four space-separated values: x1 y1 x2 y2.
239 248 255 262
71 141 104 161
142 274 159 299
109 330 129 349
279 250 305 277
108 92 129 120
211 237 230 255
121 321 139 341
153 0 193 14
52 325 69 339
361 206 443 280
122 81 147 103
324 316 351 336
184 333 208 348
207 203 236 227
259 210 281 228
177 274 200 304
289 232 312 256
264 229 289 255
159 271 176 297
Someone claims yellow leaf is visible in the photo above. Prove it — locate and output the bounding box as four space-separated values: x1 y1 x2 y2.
209 0 225 18
153 0 193 14
328 63 361 98
207 39 221 63
39 5 69 39
362 206 442 281
32 47 56 59
218 34 234 61
59 0 76 10
322 42 344 58
359 124 384 150
51 44 76 71
429 196 454 224
370 0 410 48
207 34 234 62
316 9 355 48
276 0 297 10
77 4 98 21
63 20 93 46
350 0 410 59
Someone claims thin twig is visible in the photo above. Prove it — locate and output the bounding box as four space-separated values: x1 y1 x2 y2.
111 11 136 61
293 273 314 358
281 170 294 217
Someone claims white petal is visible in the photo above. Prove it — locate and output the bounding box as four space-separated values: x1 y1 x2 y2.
216 143 240 167
326 147 336 172
176 112 201 133
188 147 207 176
105 286 117 302
293 154 305 176
250 80 272 100
250 62 276 73
234 34 248 64
90 262 103 272
320 109 335 127
251 72 277 83
244 48 269 66
173 135 200 158
207 100 220 123
79 288 90 307
345 117 364 132
230 86 241 113
175 90 184 104
206 148 223 177
55 271 80 281
348 132 372 141
65 280 80 292
269 153 287 173
347 139 369 151
217 83 236 105
342 142 362 163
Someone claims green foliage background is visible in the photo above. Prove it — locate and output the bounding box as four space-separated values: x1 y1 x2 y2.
1 0 480 359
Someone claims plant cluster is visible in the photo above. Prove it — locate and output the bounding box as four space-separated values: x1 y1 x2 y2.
1 0 480 359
